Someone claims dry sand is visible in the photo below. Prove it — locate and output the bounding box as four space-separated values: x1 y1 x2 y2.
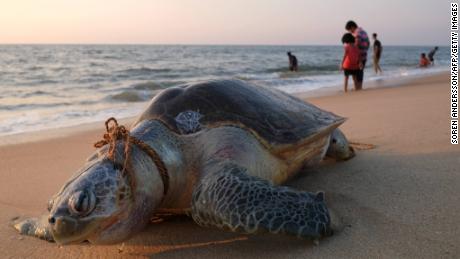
0 73 458 258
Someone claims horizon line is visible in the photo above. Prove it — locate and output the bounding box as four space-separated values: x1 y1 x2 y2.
0 43 447 47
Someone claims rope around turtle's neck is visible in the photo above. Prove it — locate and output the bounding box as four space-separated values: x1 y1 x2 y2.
94 117 169 196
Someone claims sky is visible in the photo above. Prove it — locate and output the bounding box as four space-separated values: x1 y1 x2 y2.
0 0 448 45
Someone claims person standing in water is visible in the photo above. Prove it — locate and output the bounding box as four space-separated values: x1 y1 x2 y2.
345 20 369 90
372 33 383 74
428 47 439 65
287 52 298 72
340 33 361 92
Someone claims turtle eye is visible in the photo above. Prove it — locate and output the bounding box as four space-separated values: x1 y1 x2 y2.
68 190 96 216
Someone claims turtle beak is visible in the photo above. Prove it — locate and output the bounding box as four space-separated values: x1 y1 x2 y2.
47 215 78 244
47 214 95 244
345 146 356 160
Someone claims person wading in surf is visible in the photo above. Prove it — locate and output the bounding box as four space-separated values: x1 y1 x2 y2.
287 52 298 72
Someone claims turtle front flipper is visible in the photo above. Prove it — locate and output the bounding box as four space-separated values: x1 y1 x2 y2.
14 215 54 242
191 163 332 240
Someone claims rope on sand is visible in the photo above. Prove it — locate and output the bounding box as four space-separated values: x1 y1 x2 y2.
349 141 376 150
94 117 169 196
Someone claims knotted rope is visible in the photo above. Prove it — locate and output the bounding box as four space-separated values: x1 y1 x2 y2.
94 117 169 195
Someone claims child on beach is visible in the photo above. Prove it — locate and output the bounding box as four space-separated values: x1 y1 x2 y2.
340 33 362 92
345 20 369 89
419 53 431 68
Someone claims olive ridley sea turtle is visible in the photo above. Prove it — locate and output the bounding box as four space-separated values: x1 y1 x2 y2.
14 79 355 244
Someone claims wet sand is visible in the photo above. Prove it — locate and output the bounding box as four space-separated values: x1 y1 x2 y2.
0 72 458 258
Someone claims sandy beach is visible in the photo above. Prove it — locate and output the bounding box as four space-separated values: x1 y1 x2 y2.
0 73 458 258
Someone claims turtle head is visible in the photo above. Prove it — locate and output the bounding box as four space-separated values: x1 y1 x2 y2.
47 154 163 244
326 128 355 161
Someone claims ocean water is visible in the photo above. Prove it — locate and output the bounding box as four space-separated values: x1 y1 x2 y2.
0 45 448 136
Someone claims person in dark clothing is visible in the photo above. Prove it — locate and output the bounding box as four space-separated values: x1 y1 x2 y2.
287 52 298 72
372 33 383 74
428 47 439 65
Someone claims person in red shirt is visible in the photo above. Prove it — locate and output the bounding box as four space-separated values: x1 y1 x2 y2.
345 20 369 90
340 33 362 92
419 53 431 68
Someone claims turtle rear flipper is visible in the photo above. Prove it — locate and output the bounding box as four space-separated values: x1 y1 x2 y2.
191 163 332 239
